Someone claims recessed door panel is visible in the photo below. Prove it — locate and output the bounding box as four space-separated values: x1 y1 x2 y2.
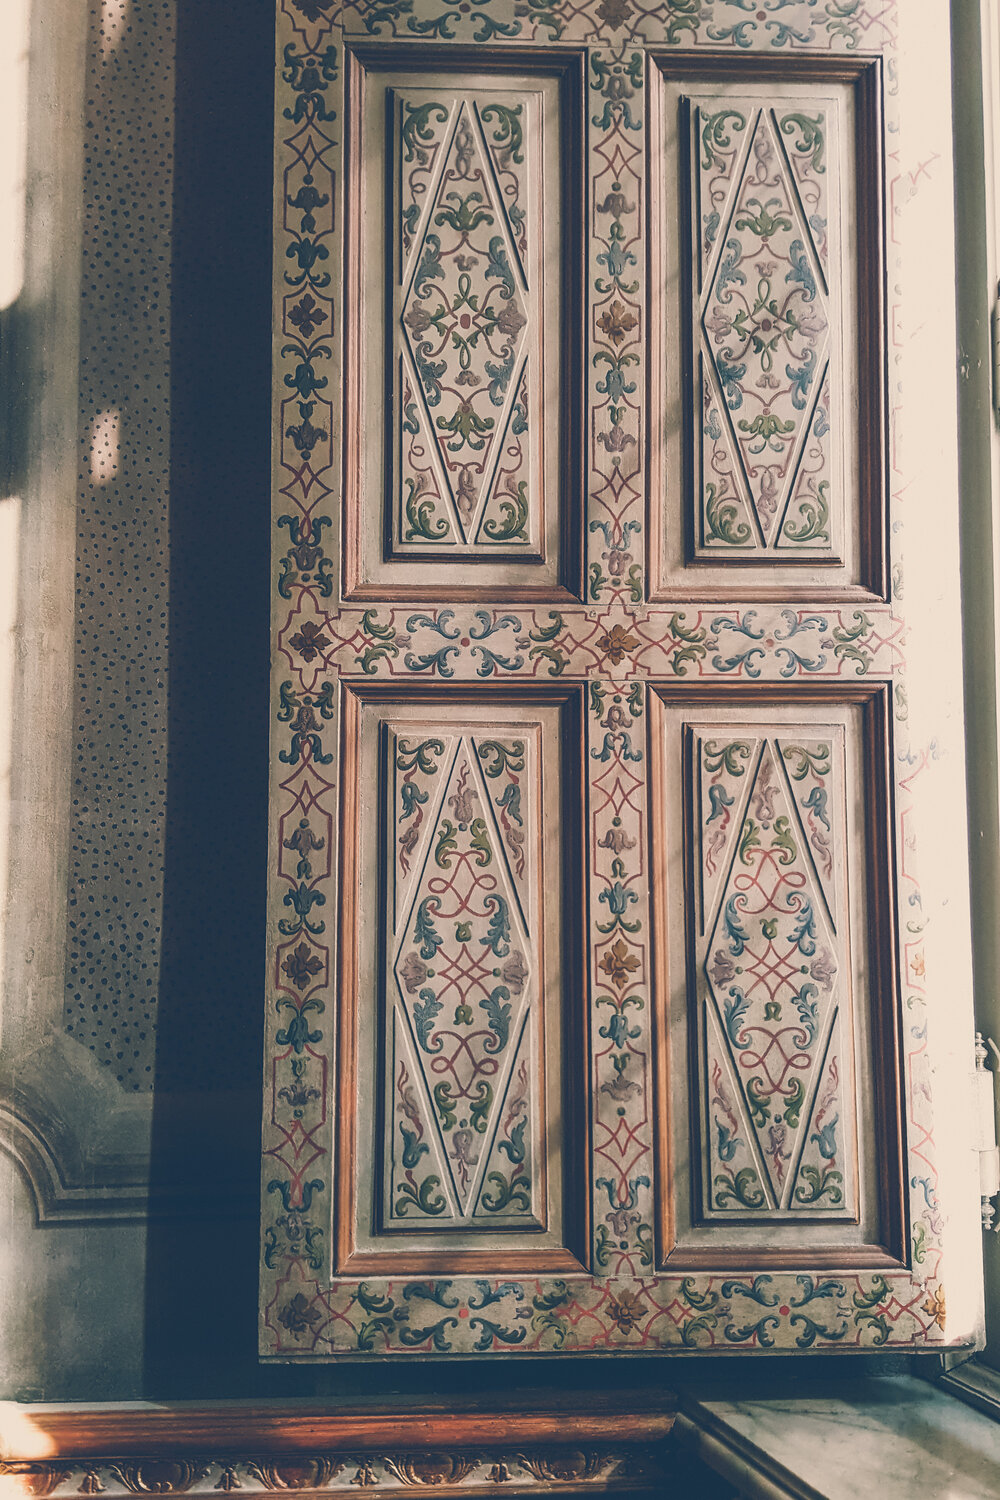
649 57 885 600
650 685 904 1268
339 685 586 1274
344 48 584 601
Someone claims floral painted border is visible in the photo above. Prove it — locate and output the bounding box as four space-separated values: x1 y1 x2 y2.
340 0 895 53
264 0 956 1358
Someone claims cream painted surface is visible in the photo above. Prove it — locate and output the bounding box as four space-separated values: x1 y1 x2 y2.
891 0 982 1343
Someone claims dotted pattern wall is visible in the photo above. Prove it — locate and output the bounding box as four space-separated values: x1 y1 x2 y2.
63 0 175 1089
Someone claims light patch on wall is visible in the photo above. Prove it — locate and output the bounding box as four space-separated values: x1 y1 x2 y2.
0 1396 56 1459
99 0 130 59
88 410 120 484
0 496 21 1051
0 0 30 311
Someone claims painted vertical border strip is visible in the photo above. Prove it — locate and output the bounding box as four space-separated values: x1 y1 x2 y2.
265 0 345 1302
587 48 646 608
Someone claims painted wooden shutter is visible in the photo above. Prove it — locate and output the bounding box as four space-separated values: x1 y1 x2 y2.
263 0 974 1359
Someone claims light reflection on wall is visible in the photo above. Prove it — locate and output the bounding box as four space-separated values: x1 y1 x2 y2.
0 0 30 312
88 410 120 484
0 0 29 1048
0 497 20 1054
99 0 131 59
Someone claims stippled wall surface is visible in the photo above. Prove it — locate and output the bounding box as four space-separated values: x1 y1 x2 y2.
64 0 173 1090
0 0 276 1398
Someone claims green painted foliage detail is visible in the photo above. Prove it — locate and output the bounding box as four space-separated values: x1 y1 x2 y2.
771 816 797 865
480 1169 531 1213
704 739 752 777
668 612 709 676
780 111 825 173
831 611 873 674
477 739 525 778
469 817 492 866
701 107 747 170
395 1173 447 1217
482 480 529 542
782 743 830 781
404 477 449 542
794 1164 844 1206
401 100 449 162
479 103 523 164
739 816 761 865
705 482 751 546
784 481 830 545
714 1167 766 1209
433 1081 457 1131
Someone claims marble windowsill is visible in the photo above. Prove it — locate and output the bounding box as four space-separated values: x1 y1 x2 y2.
678 1374 1000 1499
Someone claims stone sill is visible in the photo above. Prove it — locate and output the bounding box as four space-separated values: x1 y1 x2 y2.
676 1372 1000 1499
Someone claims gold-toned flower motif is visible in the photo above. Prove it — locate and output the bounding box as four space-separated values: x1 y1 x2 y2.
599 937 640 989
277 1292 323 1338
607 1289 645 1335
282 942 323 990
597 621 639 666
921 1285 946 1331
596 0 632 29
597 298 638 346
288 619 331 662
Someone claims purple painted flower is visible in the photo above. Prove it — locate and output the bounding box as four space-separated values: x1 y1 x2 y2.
399 953 430 993
810 948 837 989
709 950 737 987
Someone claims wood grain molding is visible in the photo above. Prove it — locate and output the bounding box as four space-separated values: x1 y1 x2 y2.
0 1394 676 1495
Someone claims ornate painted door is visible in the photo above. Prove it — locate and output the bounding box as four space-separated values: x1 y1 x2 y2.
263 0 977 1358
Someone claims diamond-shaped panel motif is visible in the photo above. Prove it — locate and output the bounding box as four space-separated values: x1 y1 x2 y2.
388 730 538 1224
700 735 852 1214
398 93 533 550
697 103 834 554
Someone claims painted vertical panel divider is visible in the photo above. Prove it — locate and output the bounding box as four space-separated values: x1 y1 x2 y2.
264 0 971 1360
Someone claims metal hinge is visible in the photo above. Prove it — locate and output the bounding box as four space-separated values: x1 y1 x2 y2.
974 1033 1000 1229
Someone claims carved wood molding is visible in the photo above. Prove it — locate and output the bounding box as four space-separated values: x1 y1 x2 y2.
0 1396 675 1495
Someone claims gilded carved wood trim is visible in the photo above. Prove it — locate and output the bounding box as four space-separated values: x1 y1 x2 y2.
0 1398 676 1496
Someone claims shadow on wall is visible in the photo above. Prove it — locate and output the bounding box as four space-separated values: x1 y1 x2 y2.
143 0 680 1401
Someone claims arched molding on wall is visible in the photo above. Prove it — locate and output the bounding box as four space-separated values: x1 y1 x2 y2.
0 1098 152 1224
